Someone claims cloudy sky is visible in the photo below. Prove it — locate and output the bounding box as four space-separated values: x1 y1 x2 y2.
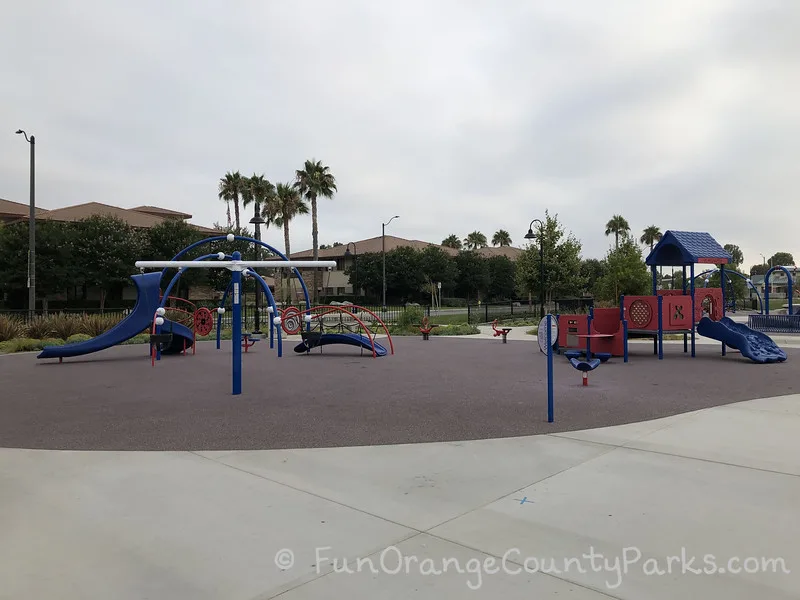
2 1 798 269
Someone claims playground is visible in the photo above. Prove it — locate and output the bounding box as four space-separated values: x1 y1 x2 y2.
2 229 799 600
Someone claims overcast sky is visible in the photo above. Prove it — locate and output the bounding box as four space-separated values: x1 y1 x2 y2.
2 1 798 269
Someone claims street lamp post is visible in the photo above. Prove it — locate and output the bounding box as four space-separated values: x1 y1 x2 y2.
524 219 545 319
15 130 35 319
249 207 266 334
382 215 399 310
344 242 358 302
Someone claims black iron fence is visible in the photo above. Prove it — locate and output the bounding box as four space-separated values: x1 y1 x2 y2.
0 308 130 323
748 314 800 334
466 301 540 324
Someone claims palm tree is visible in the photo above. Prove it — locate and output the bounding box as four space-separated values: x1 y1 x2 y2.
463 231 488 250
441 234 462 249
294 159 337 303
218 171 245 230
605 215 630 249
492 230 512 246
640 225 662 251
271 182 309 304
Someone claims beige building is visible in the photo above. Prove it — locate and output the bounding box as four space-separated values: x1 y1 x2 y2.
288 235 523 296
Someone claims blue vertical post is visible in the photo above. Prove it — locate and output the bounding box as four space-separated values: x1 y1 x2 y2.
231 251 243 395
623 319 629 363
690 263 696 357
657 294 663 359
720 263 727 356
546 314 554 423
586 306 593 358
269 308 275 349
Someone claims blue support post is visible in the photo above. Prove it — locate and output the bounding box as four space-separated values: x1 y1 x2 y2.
657 294 663 359
587 306 593 358
231 252 243 395
269 313 274 349
720 263 727 356
690 263 696 357
546 314 554 423
652 265 658 295
623 319 629 363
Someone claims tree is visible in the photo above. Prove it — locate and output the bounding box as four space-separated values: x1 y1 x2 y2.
580 258 606 296
344 252 382 300
491 230 512 247
271 182 309 304
384 246 425 303
605 215 630 249
516 211 583 306
71 215 145 310
218 171 245 230
750 264 769 276
463 231 488 250
143 220 207 298
294 159 337 303
0 220 77 310
595 234 650 302
640 225 662 251
454 251 490 302
722 244 744 267
487 255 516 300
418 246 458 296
768 252 795 267
441 234 462 249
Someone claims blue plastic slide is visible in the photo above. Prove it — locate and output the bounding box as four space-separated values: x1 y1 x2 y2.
37 272 193 360
696 316 787 363
293 332 388 356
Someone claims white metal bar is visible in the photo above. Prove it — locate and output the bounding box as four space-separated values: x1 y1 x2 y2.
134 260 337 269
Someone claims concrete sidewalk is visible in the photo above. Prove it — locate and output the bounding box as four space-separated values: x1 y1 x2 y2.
1 394 798 599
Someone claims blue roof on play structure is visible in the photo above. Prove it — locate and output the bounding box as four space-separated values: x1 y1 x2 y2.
645 231 733 266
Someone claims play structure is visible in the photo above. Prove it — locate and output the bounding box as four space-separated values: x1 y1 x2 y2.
417 316 437 341
38 234 396 395
556 231 787 364
748 265 799 334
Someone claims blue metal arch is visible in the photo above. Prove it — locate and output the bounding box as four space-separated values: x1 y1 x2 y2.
163 235 312 312
696 268 763 314
764 266 795 315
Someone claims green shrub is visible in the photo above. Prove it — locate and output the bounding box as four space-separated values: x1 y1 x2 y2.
0 315 25 341
41 337 65 347
25 316 54 339
430 324 480 336
80 314 122 337
7 337 46 352
397 306 425 328
66 333 93 344
50 313 84 340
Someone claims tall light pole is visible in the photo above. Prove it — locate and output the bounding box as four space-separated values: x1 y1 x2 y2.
249 207 266 334
524 219 545 319
344 242 358 301
15 130 35 319
382 215 399 310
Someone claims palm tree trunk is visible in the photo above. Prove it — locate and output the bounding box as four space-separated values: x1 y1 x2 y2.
615 232 619 249
234 198 241 230
226 201 232 228
311 196 319 304
282 220 293 305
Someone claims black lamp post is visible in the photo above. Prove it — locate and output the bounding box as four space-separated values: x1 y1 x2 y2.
344 242 358 301
524 219 545 319
15 129 35 319
249 207 266 334
382 215 399 310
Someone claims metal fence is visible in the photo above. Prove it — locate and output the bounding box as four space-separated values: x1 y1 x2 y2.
218 304 424 330
0 308 129 323
466 301 541 325
748 314 800 334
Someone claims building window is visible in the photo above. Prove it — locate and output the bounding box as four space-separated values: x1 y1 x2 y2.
336 287 347 295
